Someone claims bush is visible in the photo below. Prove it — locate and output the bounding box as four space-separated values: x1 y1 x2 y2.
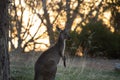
66 31 80 55
68 22 120 59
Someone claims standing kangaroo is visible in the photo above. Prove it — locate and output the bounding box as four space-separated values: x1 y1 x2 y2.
34 27 70 80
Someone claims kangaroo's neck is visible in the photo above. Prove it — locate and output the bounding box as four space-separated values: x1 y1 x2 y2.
56 37 66 57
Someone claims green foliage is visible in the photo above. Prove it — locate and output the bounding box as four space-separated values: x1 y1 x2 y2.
68 22 120 58
67 31 80 55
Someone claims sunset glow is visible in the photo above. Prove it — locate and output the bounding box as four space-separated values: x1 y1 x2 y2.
9 0 118 52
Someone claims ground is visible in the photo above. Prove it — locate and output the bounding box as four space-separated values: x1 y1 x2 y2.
10 52 120 70
10 52 120 80
64 57 120 70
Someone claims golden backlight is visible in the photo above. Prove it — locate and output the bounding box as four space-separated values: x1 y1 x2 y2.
9 0 118 52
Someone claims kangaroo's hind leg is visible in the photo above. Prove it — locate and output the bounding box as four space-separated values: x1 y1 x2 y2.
43 65 57 80
43 70 56 80
34 72 43 80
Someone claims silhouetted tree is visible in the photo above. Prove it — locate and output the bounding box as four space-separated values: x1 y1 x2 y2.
0 0 10 80
106 0 120 33
10 0 119 54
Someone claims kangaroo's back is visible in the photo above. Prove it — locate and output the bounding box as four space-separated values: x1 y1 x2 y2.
34 27 70 80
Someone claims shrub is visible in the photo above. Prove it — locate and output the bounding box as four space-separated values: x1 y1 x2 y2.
68 22 120 59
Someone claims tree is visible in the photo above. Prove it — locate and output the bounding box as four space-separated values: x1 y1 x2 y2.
109 1 120 33
9 0 84 52
0 0 10 80
10 0 117 53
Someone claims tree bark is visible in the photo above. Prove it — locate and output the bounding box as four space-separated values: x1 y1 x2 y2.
0 0 10 80
42 0 55 46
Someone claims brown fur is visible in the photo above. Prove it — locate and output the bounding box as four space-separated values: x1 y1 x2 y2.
34 28 70 80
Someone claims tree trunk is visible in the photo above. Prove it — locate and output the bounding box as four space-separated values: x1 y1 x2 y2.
42 0 55 46
0 0 10 80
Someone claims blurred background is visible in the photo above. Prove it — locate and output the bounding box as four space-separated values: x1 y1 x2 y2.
9 0 120 59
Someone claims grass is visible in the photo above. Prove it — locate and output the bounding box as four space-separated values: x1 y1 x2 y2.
11 62 120 80
56 66 120 80
10 52 120 80
11 66 34 80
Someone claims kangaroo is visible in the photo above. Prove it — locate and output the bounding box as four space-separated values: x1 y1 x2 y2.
34 27 70 80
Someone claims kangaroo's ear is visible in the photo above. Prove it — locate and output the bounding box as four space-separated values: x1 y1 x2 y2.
56 26 62 33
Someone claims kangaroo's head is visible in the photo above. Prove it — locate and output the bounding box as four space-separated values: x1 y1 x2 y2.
57 27 71 41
